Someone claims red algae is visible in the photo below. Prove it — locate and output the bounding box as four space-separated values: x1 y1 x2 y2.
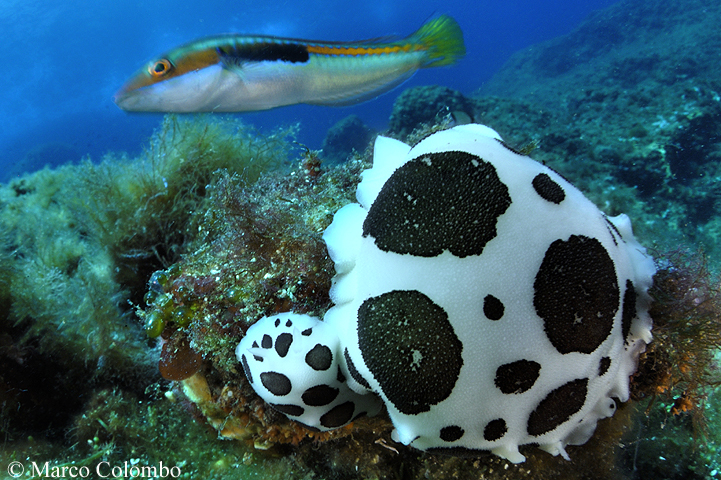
159 331 204 381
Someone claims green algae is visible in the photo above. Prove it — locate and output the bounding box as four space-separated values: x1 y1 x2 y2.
140 152 367 379
0 115 296 448
2 115 294 357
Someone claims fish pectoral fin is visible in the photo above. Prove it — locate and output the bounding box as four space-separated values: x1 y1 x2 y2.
223 64 250 84
218 51 251 82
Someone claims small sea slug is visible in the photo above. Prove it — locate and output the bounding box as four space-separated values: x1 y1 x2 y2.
237 124 655 462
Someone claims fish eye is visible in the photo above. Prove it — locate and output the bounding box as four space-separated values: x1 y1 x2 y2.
148 59 173 77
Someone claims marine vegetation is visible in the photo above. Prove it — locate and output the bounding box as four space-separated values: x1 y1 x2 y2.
0 114 295 446
0 107 719 480
624 248 721 478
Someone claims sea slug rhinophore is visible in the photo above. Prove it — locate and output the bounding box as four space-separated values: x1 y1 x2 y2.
236 124 655 463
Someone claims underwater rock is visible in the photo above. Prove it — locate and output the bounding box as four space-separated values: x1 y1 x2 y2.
320 114 375 164
10 143 82 179
478 0 721 261
388 85 473 140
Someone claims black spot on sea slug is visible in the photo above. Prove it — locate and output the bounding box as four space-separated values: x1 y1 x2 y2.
271 403 304 417
622 279 637 343
440 425 464 442
274 318 280 327
357 290 463 415
599 356 612 376
483 294 505 320
301 328 312 336
274 332 293 358
320 401 355 428
241 354 253 383
483 418 508 441
527 378 588 436
343 348 371 390
302 384 340 407
494 360 541 394
362 151 511 258
345 348 371 390
534 235 619 354
605 217 622 245
260 371 292 396
261 334 272 349
352 411 369 422
425 446 492 457
305 344 333 371
532 173 565 204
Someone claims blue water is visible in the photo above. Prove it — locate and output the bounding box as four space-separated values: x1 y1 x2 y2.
0 0 618 181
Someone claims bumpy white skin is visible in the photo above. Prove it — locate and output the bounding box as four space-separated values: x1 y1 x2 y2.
236 313 382 431
322 124 654 462
237 124 655 463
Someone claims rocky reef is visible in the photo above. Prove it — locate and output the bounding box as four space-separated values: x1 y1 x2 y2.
1 113 719 479
320 114 376 165
479 0 721 265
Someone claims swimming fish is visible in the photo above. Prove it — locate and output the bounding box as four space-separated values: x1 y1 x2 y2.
114 15 464 112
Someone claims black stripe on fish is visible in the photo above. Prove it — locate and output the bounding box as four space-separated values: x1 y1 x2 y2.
216 42 310 65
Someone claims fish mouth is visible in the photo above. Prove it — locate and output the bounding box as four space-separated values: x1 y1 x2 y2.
113 85 156 112
113 91 130 109
113 66 231 113
113 83 137 110
113 72 156 111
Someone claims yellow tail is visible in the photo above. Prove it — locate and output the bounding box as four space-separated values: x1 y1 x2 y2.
410 15 465 68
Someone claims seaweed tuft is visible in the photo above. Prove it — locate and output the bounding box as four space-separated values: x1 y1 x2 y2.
0 115 295 450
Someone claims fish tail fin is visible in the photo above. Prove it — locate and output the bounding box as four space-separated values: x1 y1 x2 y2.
409 15 465 68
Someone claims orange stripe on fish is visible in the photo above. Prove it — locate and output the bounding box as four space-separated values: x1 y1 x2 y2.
305 43 419 57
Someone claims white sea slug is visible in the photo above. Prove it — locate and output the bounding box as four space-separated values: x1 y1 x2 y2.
237 124 655 463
